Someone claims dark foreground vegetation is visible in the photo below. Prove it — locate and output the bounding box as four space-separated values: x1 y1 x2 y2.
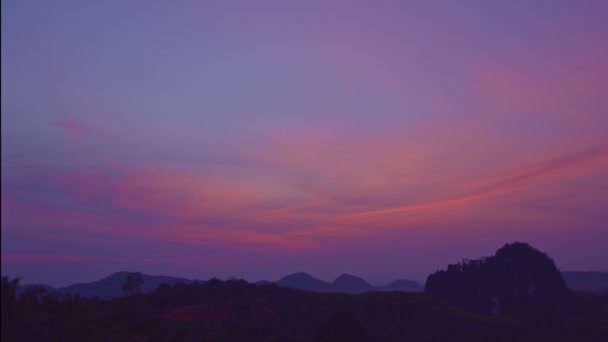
3 243 608 341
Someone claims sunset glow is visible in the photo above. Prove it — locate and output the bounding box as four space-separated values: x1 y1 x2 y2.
2 0 607 286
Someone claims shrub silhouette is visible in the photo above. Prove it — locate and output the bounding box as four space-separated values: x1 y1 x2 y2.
314 311 372 342
425 242 571 320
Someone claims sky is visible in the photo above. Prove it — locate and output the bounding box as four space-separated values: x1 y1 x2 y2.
2 0 608 287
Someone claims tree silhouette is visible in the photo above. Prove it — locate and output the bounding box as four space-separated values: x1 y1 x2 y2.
1 276 21 340
123 272 144 296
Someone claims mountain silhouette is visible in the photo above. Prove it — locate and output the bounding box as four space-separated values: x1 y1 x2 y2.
17 272 423 297
276 272 423 294
561 271 608 294
332 274 374 293
426 242 573 320
57 271 192 298
18 268 602 298
278 272 330 292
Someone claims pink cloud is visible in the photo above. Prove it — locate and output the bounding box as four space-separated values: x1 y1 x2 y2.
4 119 607 252
56 112 89 137
471 47 608 120
345 145 608 218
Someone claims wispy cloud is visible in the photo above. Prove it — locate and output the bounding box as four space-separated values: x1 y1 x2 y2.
346 145 608 217
56 112 89 137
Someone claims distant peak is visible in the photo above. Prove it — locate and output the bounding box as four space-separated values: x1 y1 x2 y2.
336 273 356 279
102 271 132 279
281 272 314 280
334 274 368 283
277 273 329 292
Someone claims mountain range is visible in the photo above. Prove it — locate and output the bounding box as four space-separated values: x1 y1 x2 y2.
18 271 192 298
15 270 607 298
274 272 423 294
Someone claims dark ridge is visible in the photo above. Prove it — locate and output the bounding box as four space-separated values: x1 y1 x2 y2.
332 274 374 294
57 271 193 298
277 272 330 292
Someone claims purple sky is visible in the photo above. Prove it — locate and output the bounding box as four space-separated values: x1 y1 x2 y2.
2 0 608 287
